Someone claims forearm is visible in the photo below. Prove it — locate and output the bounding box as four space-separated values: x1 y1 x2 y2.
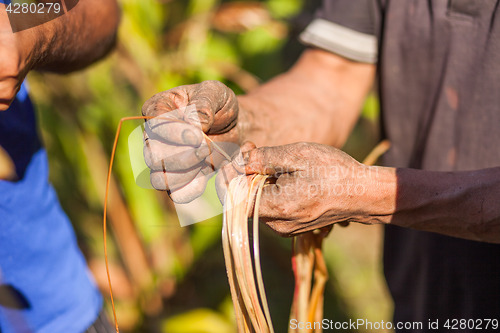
25 0 120 72
237 48 375 148
365 166 500 243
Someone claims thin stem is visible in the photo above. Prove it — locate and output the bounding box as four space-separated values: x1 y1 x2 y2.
104 116 152 333
104 115 230 332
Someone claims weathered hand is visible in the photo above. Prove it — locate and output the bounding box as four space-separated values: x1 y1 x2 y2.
0 8 37 110
142 80 240 203
243 143 387 236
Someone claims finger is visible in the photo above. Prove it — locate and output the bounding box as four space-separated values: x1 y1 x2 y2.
142 87 205 146
145 117 204 147
169 165 213 204
150 165 203 191
142 81 237 135
142 87 190 118
243 144 304 175
144 138 210 171
190 80 238 134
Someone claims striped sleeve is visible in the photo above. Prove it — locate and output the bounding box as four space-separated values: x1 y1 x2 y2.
299 0 380 63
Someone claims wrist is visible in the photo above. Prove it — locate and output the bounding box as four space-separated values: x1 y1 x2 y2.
357 165 397 223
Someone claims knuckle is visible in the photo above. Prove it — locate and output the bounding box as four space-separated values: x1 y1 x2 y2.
141 93 160 116
142 100 158 117
202 80 225 89
141 102 152 116
294 142 311 150
292 142 313 156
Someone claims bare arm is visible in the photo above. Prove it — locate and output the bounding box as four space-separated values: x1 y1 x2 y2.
374 166 500 243
237 48 375 147
13 0 120 72
29 0 120 72
0 0 120 109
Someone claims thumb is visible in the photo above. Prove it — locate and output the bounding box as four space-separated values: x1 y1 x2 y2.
188 80 237 134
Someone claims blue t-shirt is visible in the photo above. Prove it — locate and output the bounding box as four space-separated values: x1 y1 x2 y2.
0 83 102 332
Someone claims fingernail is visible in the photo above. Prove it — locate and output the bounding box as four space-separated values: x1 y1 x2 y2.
195 145 210 159
182 129 201 146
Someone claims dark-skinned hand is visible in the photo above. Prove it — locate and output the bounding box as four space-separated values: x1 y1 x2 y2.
142 80 240 203
232 142 385 236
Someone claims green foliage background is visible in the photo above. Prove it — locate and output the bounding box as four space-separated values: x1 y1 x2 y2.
27 0 392 332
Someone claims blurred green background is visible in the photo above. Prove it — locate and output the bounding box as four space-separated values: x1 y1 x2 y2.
27 0 392 332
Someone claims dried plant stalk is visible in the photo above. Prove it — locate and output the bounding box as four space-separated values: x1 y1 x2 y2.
289 229 330 333
223 175 330 333
287 139 391 333
222 174 274 333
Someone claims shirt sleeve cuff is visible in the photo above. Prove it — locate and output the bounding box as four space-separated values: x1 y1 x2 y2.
299 18 378 64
